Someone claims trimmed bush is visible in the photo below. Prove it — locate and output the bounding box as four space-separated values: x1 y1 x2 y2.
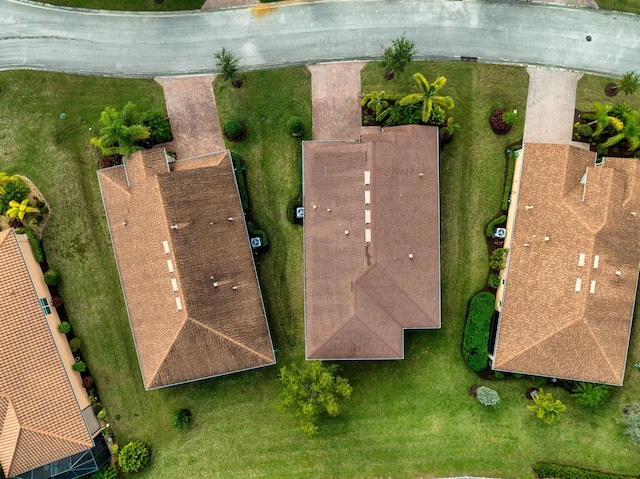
72 361 87 373
97 409 107 421
69 337 82 353
119 441 152 473
462 292 495 371
58 321 71 334
287 116 304 137
574 122 594 140
489 248 508 270
231 153 250 211
476 386 500 406
15 227 44 263
533 462 635 479
485 215 507 238
171 408 192 429
43 269 60 286
502 151 517 211
224 120 243 139
487 273 500 289
571 382 610 408
501 110 518 125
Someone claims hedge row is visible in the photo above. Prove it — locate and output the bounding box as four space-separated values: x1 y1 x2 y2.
231 152 250 212
485 215 507 238
462 292 495 371
533 462 636 479
501 151 517 211
15 227 44 263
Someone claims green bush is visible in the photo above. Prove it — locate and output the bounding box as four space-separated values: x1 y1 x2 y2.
489 248 508 270
72 361 87 373
142 110 173 144
230 153 250 211
119 441 152 473
91 465 118 479
574 122 594 140
15 227 44 263
501 110 518 125
571 382 610 407
171 408 192 429
97 409 107 421
43 269 60 286
248 221 269 248
287 116 304 137
502 151 517 211
485 215 507 238
224 120 243 139
58 321 71 334
618 402 640 444
476 386 500 406
533 462 635 479
462 292 495 371
69 337 82 353
487 273 500 289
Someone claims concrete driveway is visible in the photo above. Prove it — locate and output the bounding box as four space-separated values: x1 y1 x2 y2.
0 0 639 78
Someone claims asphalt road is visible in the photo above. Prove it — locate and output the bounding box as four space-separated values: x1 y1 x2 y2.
0 0 638 77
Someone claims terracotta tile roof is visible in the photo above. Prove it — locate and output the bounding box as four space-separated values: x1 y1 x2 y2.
0 229 93 478
98 149 275 389
494 144 640 385
303 125 441 359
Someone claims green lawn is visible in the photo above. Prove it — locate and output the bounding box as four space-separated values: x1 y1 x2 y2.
1 65 640 478
576 73 640 111
40 0 203 11
597 0 640 14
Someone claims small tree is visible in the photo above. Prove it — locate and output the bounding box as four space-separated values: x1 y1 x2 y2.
571 382 610 408
476 386 500 406
527 388 566 424
279 361 353 436
44 269 60 286
399 73 454 124
171 408 192 429
214 47 241 86
617 71 640 95
618 402 640 444
58 321 71 334
119 441 152 473
489 248 509 270
381 34 417 80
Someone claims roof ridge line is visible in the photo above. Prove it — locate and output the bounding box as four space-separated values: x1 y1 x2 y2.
187 317 274 364
147 314 190 387
583 318 619 381
20 424 93 448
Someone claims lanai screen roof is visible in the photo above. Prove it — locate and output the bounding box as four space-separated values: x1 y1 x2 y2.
304 125 441 359
0 229 93 478
98 149 275 389
494 143 640 385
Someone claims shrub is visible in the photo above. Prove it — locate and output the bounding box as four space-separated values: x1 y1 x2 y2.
287 116 304 137
0 179 30 215
69 337 82 353
119 441 152 473
43 269 60 286
462 292 495 371
72 361 87 373
15 227 44 263
485 215 507 238
527 388 566 424
571 382 610 407
231 153 250 211
501 110 518 125
82 375 94 389
224 120 243 139
487 273 500 289
574 122 594 140
618 402 640 444
142 110 173 144
476 386 500 406
91 465 118 479
381 33 417 77
502 150 518 210
171 408 192 429
111 444 119 456
532 462 636 479
97 409 107 421
489 248 509 270
58 321 71 334
214 47 240 82
51 296 64 308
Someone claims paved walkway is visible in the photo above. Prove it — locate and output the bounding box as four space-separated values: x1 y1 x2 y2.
307 62 365 141
201 0 257 10
155 75 225 159
523 67 585 146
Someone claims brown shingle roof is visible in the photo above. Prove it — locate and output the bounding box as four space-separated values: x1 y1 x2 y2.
304 125 441 359
98 149 275 389
0 230 93 478
494 144 640 385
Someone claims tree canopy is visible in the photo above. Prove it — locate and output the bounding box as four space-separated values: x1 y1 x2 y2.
90 102 150 157
381 34 417 76
278 361 353 436
399 73 454 124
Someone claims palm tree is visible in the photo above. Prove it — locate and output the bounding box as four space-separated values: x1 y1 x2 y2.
527 388 566 424
0 172 21 195
6 199 39 220
399 73 454 124
600 110 640 151
361 91 393 122
586 102 622 137
214 48 241 86
616 71 640 95
91 102 150 157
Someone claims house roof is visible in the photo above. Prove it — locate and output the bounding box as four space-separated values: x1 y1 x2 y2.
494 143 640 385
303 125 441 359
98 149 275 390
0 229 93 478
